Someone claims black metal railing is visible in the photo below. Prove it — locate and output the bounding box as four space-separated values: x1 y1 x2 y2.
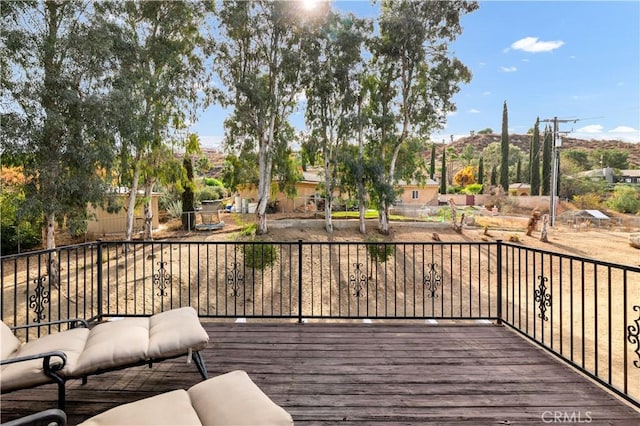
1 239 638 408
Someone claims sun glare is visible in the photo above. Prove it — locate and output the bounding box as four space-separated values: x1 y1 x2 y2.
301 0 318 11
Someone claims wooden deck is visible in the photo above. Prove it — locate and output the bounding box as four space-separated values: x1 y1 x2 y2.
2 321 639 425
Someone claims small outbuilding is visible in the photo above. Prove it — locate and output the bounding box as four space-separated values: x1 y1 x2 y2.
559 209 611 228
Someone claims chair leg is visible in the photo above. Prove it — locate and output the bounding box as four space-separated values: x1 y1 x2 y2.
192 350 208 379
55 378 66 411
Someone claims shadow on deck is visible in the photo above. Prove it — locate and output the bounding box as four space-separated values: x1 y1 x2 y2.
1 321 639 425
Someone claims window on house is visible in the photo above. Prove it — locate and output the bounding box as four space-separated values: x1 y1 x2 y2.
412 190 419 200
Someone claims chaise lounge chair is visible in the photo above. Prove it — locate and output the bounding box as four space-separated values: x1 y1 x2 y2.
78 370 294 425
1 307 209 410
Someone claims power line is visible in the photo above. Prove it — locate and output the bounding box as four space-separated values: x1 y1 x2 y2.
539 116 589 227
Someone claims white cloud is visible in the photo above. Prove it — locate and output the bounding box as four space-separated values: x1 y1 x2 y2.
510 36 565 53
521 58 529 63
500 66 517 73
570 125 640 143
610 126 637 133
469 108 481 114
576 125 604 133
482 91 492 96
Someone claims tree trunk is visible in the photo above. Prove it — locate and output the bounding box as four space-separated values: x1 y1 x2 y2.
125 162 141 241
356 97 366 235
378 202 390 235
46 213 59 288
256 139 272 235
143 181 154 240
324 157 333 233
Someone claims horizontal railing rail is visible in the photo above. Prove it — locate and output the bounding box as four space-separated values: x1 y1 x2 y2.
1 239 638 408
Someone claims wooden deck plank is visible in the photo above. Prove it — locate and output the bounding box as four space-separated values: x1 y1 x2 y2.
1 321 639 425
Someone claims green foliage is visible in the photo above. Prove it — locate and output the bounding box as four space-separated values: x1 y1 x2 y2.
559 177 607 200
477 128 493 135
572 193 602 210
590 148 629 170
366 237 395 264
607 185 640 214
529 118 541 195
500 101 510 191
182 156 196 229
3 2 116 248
204 177 225 187
463 183 483 194
165 200 183 219
440 149 447 194
541 126 552 195
1 196 42 254
562 149 591 172
197 187 225 202
241 241 278 270
238 223 257 237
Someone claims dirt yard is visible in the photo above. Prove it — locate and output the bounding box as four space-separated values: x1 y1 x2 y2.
160 212 640 268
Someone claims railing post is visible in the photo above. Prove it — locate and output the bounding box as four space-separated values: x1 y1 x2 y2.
496 239 503 324
96 240 103 320
298 239 303 324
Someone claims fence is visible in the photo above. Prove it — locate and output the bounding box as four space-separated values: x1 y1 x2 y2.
1 239 639 408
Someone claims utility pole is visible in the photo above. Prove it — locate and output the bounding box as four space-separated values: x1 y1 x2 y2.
539 116 578 227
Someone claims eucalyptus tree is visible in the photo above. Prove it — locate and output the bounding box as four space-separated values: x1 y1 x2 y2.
1 1 115 281
300 8 370 233
215 0 312 234
102 1 212 241
363 0 478 234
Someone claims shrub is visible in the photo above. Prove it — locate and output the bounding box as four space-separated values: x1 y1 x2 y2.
204 177 224 187
197 186 223 202
241 241 278 270
572 193 601 210
463 183 483 194
607 185 640 214
165 199 183 219
366 237 395 263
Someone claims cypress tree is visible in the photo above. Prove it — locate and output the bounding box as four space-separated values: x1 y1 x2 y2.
500 101 510 192
530 118 541 195
181 156 196 230
516 157 522 183
490 164 497 186
430 144 436 180
541 125 552 195
439 147 447 194
478 157 484 185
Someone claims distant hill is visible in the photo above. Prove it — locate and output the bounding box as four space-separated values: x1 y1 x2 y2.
446 134 640 168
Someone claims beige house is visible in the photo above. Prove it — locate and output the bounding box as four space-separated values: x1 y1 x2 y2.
395 179 440 205
237 170 439 213
86 190 160 236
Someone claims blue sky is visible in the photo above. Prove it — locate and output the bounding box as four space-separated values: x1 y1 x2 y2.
192 0 640 148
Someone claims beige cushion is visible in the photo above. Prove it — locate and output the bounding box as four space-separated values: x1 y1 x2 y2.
79 371 293 426
1 307 208 394
0 327 89 392
78 389 202 426
188 370 294 426
72 318 149 376
148 307 209 359
1 321 21 360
